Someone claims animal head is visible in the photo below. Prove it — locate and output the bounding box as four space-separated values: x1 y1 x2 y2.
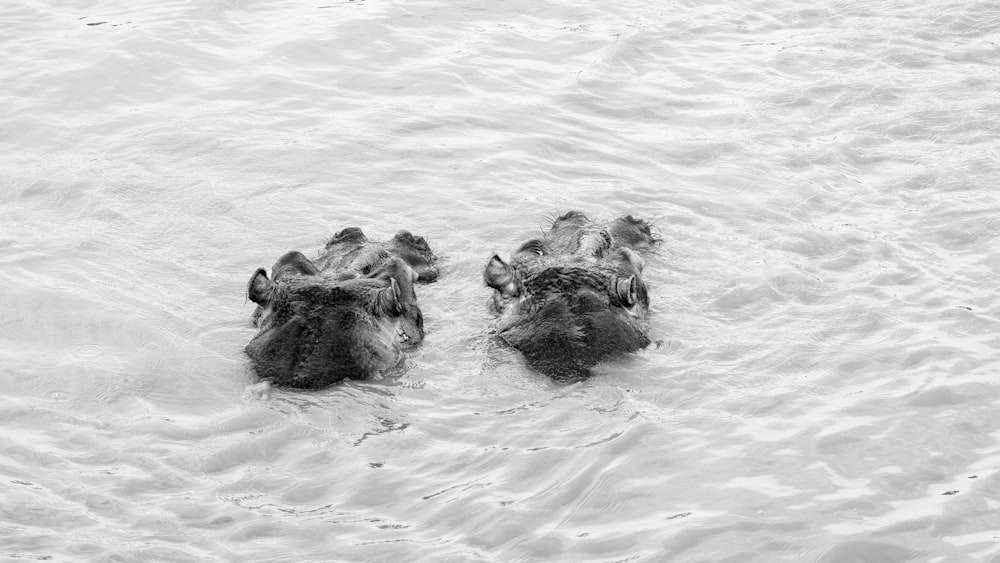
245 252 423 388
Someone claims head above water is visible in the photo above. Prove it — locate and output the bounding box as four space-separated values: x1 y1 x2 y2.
483 211 655 379
484 256 651 378
245 251 424 389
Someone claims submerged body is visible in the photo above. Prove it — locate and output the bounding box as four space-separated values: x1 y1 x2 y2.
245 228 436 389
484 211 658 379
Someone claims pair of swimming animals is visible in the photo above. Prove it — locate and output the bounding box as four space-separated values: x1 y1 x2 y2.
245 211 660 388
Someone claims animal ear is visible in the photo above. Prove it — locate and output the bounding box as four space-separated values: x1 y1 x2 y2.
376 277 404 316
611 275 639 307
390 276 401 302
484 255 519 297
247 268 274 304
371 258 417 298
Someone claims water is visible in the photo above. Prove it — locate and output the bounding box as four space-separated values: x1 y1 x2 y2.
2 0 1000 560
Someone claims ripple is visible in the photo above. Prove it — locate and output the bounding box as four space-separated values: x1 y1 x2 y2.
71 344 104 359
817 540 918 563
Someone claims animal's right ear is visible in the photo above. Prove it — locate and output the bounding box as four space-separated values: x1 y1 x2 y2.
247 268 274 304
484 255 519 298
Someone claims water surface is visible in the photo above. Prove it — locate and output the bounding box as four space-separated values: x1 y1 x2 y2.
2 0 1000 560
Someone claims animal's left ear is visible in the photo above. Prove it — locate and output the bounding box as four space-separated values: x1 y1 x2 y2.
484 255 519 298
247 268 274 304
372 258 418 298
611 274 640 307
375 277 404 316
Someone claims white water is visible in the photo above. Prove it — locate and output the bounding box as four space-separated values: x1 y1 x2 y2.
2 0 1000 560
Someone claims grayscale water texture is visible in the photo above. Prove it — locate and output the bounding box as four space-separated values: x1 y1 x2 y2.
2 0 1000 560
